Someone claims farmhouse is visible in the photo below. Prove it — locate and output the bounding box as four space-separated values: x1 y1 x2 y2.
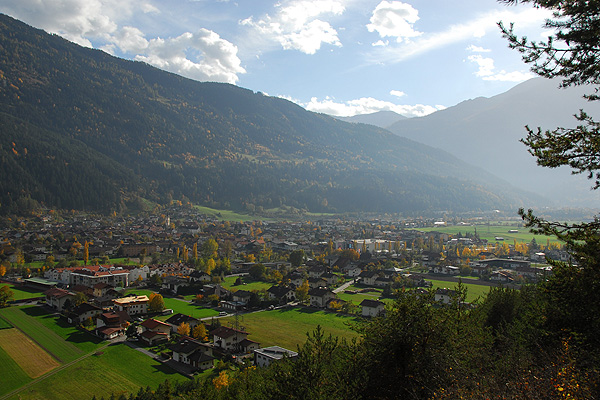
434 288 456 304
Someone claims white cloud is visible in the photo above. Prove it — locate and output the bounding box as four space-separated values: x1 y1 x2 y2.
240 0 344 54
369 7 552 62
2 0 246 84
302 96 444 118
390 90 406 97
367 1 422 43
135 29 246 84
466 44 490 53
467 54 533 82
372 40 389 47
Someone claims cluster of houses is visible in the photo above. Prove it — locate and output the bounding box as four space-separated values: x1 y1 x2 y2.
428 257 553 283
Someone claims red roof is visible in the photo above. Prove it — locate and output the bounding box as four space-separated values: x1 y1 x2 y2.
141 318 170 330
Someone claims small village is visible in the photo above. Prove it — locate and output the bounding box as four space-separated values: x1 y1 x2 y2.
0 206 571 398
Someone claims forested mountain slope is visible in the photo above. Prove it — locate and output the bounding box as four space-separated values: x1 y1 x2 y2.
0 14 534 215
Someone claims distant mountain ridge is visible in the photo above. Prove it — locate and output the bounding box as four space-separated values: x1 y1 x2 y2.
386 78 600 206
333 111 407 129
0 14 538 215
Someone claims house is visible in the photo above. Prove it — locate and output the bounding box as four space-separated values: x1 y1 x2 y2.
308 287 336 308
165 313 201 333
360 299 386 317
239 338 261 353
96 310 131 339
321 272 338 287
162 276 189 294
342 264 362 278
211 326 249 352
169 336 214 371
434 288 456 304
358 270 379 286
93 283 114 298
232 290 253 305
374 276 394 288
267 285 296 303
43 287 75 311
490 270 514 283
189 270 212 283
113 295 149 315
308 266 326 278
66 302 103 325
139 318 171 345
288 274 305 288
429 265 460 275
254 346 298 368
307 277 328 289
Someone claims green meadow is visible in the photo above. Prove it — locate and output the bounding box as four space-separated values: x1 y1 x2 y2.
415 223 560 245
7 343 189 400
220 307 360 350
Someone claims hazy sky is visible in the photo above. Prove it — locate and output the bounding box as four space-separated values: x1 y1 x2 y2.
2 0 553 117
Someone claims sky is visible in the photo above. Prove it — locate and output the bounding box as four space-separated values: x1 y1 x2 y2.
1 0 554 118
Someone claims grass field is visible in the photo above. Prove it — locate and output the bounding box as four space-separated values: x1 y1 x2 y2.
125 289 219 319
0 307 84 362
425 279 491 303
336 285 385 305
221 276 272 292
193 205 255 222
19 305 105 353
221 307 360 350
415 223 560 245
7 343 190 400
0 345 31 397
0 328 60 378
3 284 45 301
0 315 13 329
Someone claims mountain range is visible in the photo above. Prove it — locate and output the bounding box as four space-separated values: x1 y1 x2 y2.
384 78 600 207
333 111 406 129
0 14 541 215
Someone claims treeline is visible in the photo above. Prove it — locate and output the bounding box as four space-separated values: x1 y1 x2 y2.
100 265 600 400
0 14 529 215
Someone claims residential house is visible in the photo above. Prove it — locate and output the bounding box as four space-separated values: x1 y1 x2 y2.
358 270 379 286
66 302 103 325
211 326 249 352
308 287 336 308
96 310 131 339
165 313 201 333
113 295 149 315
44 287 75 311
434 288 456 304
169 336 214 371
307 277 327 289
360 299 386 317
321 272 338 287
239 338 261 353
139 318 171 345
254 346 298 368
429 265 460 275
266 285 296 303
